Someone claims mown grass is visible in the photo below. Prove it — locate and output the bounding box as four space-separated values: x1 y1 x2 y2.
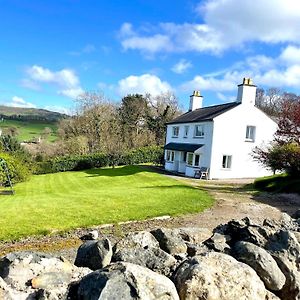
0 119 58 142
0 165 214 241
254 173 300 194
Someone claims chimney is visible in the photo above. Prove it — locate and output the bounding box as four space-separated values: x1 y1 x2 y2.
189 90 203 111
236 78 257 106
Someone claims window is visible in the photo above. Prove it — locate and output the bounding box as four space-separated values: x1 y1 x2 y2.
172 126 179 137
182 152 187 162
166 150 175 162
245 126 256 142
187 153 193 166
184 126 189 138
194 154 200 167
194 125 204 137
222 155 232 169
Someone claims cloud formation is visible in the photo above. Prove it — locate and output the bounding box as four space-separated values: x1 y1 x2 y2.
7 96 36 108
25 65 84 99
120 0 300 55
117 74 172 96
171 59 192 74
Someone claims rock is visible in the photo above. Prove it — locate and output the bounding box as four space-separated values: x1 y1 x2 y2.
75 238 112 270
266 230 300 300
174 252 267 300
233 241 285 291
113 231 159 253
151 228 187 255
265 290 281 300
292 209 300 219
77 262 180 300
80 230 99 241
186 243 210 257
204 232 231 253
112 246 176 276
178 227 212 244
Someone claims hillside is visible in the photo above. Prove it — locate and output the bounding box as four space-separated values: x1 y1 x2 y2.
0 105 69 122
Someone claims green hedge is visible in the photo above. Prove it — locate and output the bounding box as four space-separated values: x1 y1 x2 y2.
0 152 31 185
36 146 164 174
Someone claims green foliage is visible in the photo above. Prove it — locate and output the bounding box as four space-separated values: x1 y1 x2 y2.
0 152 31 185
36 146 164 174
0 165 214 241
254 174 300 194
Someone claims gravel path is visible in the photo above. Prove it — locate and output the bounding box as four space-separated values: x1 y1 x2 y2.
1 175 299 263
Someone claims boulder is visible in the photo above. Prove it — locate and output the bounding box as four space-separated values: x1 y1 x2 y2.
77 262 180 300
113 231 159 253
151 228 187 255
233 241 285 291
113 246 176 276
75 238 112 270
174 252 267 300
204 232 231 253
80 230 99 241
292 209 300 219
178 227 212 244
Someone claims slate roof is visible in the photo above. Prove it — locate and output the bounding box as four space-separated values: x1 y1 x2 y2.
164 143 204 152
167 102 241 124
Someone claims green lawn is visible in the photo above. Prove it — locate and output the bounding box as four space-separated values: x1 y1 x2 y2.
0 119 58 142
0 166 213 241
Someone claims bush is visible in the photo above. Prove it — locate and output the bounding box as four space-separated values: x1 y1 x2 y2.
36 146 164 174
0 152 31 185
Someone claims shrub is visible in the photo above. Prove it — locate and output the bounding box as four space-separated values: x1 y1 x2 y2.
0 152 31 185
36 146 164 174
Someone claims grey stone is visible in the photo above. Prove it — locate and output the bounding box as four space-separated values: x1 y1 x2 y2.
75 238 112 270
292 209 300 219
178 227 212 244
174 252 267 300
113 231 159 253
77 262 180 300
233 241 285 291
151 228 187 255
204 232 231 253
113 246 176 276
80 230 99 241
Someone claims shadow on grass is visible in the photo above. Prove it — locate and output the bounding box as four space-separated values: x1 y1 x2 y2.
200 183 256 195
84 165 156 177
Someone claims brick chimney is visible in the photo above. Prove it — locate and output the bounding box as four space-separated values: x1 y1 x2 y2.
189 90 203 111
236 78 257 106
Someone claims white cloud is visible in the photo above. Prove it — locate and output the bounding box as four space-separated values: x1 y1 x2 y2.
44 105 72 115
117 74 172 96
7 96 36 108
171 59 192 74
25 65 83 99
120 0 300 55
69 44 96 56
180 45 300 94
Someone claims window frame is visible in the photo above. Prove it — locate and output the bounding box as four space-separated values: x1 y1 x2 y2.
186 152 194 166
245 125 256 142
222 155 232 169
183 125 189 138
194 124 205 138
166 150 175 162
172 126 179 138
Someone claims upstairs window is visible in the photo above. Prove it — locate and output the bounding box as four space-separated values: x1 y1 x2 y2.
245 126 256 142
222 155 232 169
184 126 189 138
194 125 204 137
172 126 179 137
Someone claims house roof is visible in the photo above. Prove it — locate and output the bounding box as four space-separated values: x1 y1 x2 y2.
167 102 241 124
164 142 203 152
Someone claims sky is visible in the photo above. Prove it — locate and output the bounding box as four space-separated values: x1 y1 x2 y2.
1 0 300 114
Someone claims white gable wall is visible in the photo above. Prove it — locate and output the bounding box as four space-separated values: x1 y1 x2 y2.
209 105 277 179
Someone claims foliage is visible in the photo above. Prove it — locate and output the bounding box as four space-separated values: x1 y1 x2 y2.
36 146 164 174
254 174 300 194
0 165 214 241
0 152 31 185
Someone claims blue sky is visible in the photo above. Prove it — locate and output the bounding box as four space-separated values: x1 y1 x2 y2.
1 0 300 114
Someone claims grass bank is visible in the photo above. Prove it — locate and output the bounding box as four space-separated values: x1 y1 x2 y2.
0 165 213 241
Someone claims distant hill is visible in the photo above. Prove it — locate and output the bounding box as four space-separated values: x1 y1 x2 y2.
0 105 69 122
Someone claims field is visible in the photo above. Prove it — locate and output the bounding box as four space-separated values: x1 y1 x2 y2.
0 119 58 142
0 165 214 241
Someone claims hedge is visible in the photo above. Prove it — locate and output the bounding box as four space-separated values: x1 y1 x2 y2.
36 146 164 174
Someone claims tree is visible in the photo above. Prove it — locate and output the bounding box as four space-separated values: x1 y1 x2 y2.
41 127 53 140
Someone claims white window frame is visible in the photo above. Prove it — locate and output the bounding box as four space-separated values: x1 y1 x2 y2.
194 125 204 138
166 150 175 162
172 126 179 138
183 125 189 138
245 125 256 142
186 152 194 166
222 155 232 169
194 154 201 167
186 152 201 167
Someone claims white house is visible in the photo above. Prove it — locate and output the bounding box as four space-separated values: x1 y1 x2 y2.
164 78 277 179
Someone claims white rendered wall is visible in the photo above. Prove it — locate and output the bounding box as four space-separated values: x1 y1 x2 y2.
209 105 277 179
